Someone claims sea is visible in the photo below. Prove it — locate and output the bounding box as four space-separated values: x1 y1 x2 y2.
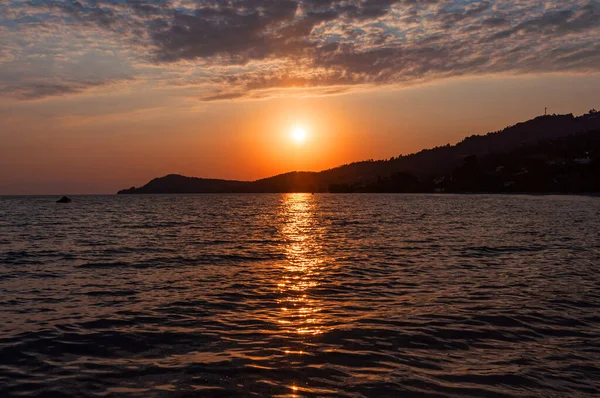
1 194 599 397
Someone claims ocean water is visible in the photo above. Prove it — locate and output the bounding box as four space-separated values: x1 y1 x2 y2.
1 194 600 397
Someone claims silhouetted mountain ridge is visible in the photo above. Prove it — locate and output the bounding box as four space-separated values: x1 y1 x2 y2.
118 110 600 194
117 174 249 194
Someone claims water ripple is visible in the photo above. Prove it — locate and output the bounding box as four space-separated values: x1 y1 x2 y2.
1 194 600 397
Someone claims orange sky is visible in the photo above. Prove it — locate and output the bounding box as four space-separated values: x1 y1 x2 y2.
1 73 599 194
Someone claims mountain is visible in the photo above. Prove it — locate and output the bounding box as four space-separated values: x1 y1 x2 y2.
117 174 249 194
118 110 600 194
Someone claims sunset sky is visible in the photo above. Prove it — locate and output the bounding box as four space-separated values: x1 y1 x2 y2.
1 0 599 194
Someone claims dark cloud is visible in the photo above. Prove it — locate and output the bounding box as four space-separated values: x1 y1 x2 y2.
437 1 491 27
1 0 599 100
151 0 299 62
202 91 247 101
481 16 509 27
0 79 131 100
484 4 599 43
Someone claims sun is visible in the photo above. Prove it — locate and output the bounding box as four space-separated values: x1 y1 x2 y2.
290 126 308 144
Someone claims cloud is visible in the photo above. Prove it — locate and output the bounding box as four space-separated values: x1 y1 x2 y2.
437 1 491 27
202 91 247 101
0 78 133 100
0 46 13 63
1 0 599 100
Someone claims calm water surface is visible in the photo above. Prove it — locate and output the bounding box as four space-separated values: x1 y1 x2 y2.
1 194 600 397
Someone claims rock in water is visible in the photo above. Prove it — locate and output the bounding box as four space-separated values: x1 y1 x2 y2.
57 196 72 203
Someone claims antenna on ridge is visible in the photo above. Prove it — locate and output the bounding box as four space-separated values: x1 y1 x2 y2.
544 107 547 116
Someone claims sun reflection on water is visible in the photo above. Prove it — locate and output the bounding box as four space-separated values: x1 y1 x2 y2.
277 193 327 337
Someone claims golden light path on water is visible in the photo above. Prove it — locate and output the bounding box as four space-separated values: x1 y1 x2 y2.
277 193 330 397
278 194 325 336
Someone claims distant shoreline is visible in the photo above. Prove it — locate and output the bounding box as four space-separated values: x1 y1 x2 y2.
116 192 600 196
3 192 593 197
3 192 600 197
